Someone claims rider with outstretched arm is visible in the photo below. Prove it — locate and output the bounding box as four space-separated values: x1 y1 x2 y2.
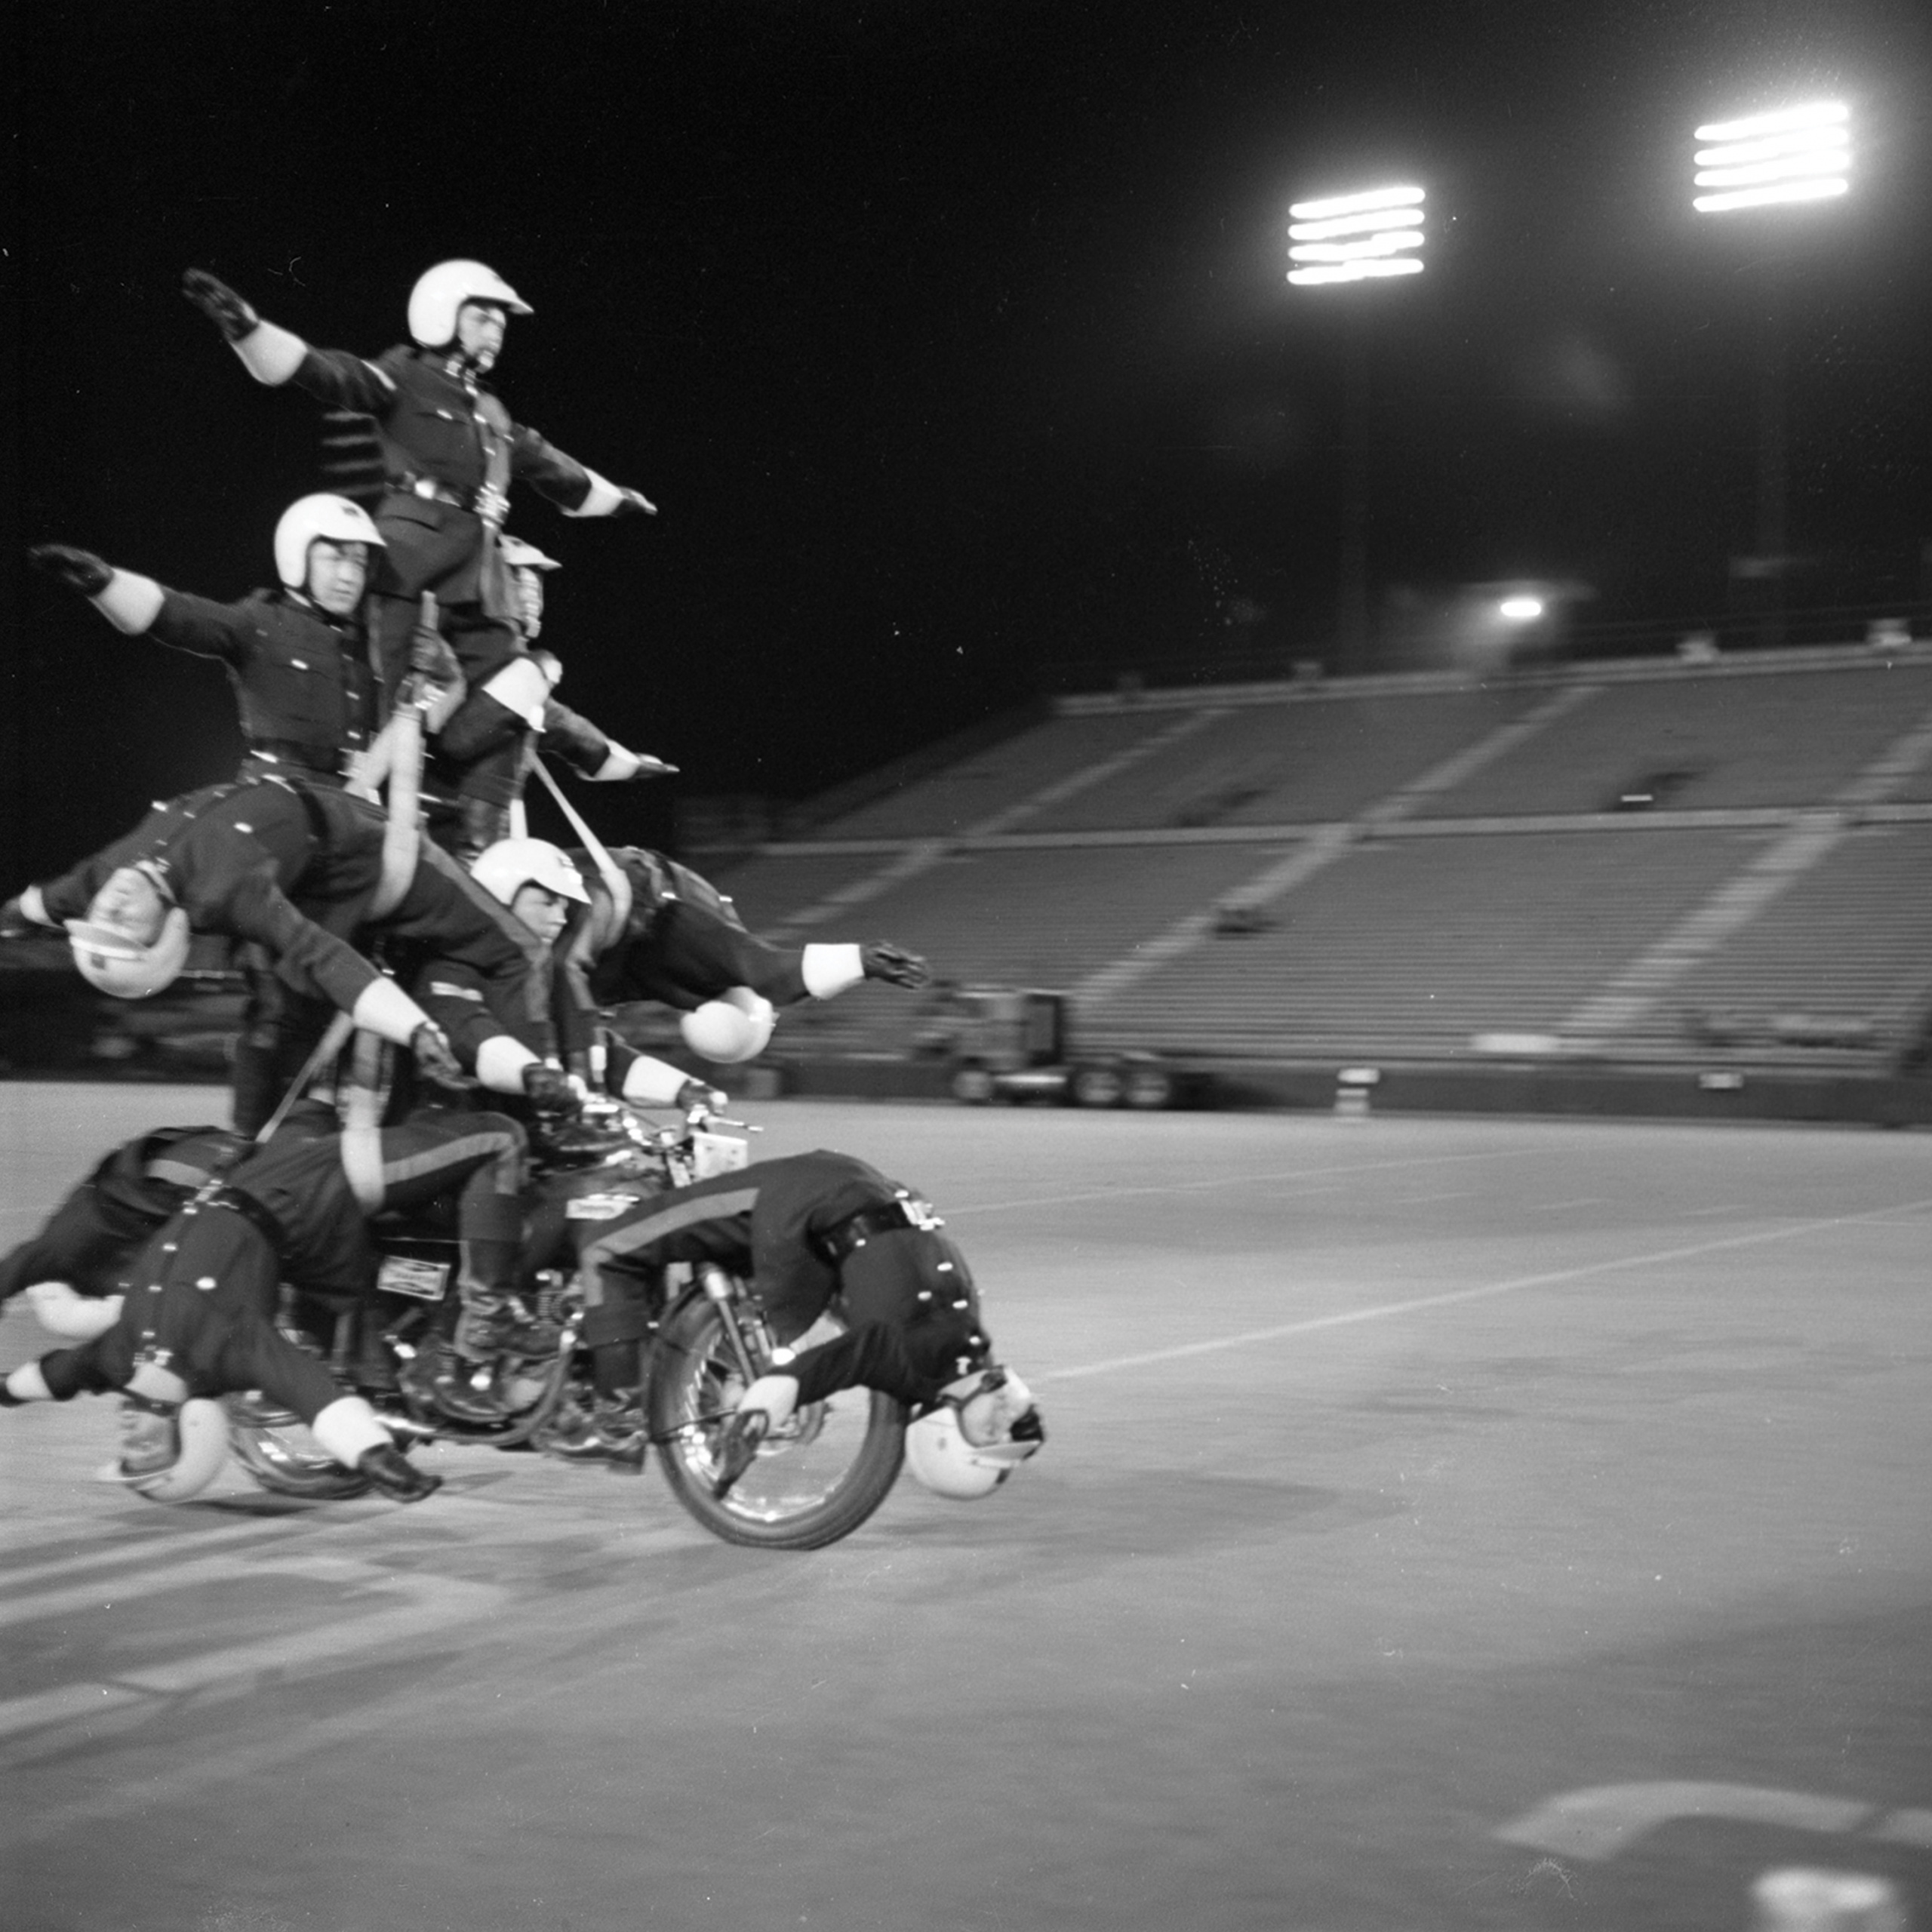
1 774 558 1107
411 835 935 1448
580 844 931 1068
425 533 677 854
24 496 466 1128
402 837 721 1435
181 259 657 858
26 494 432 792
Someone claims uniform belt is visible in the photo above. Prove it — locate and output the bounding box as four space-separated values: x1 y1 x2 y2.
397 475 508 526
816 1199 925 1264
205 1186 290 1257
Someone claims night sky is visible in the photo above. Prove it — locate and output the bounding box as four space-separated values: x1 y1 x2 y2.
8 0 1930 881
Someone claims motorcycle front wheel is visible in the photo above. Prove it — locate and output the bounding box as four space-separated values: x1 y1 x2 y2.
648 1292 906 1550
223 1391 375 1500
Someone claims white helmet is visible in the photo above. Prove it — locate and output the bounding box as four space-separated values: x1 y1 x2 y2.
273 493 385 592
408 260 532 349
66 904 192 1000
680 987 776 1064
497 534 560 571
905 1368 1044 1500
470 838 589 908
97 1396 230 1503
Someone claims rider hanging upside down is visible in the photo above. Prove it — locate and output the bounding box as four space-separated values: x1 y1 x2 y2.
1 772 557 1128
571 1150 1045 1501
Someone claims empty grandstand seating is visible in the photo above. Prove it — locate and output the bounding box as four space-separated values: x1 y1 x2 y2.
709 645 1932 1075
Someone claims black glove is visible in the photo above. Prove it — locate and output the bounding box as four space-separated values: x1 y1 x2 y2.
862 942 931 989
611 487 657 518
29 544 114 597
521 1063 582 1118
182 268 260 343
410 621 459 682
675 1079 728 1114
410 1023 465 1088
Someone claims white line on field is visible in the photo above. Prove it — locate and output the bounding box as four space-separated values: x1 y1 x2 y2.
947 1144 1543 1217
1036 1193 1932 1383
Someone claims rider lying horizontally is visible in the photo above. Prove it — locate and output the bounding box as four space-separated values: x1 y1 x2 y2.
0 1103 538 1503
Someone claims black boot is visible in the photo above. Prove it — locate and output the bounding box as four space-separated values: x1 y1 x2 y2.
546 1389 647 1470
357 1442 441 1502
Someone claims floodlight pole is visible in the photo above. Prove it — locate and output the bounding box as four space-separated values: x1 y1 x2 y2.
1287 183 1426 675
1691 100 1850 649
1337 335 1371 669
1755 263 1789 646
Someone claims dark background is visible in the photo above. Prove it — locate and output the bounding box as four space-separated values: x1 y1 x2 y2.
7 0 1930 879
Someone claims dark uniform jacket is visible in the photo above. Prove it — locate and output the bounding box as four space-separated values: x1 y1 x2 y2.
576 1152 913 1336
0 1125 238 1306
410 931 654 1112
34 779 552 1051
568 1152 983 1408
149 585 381 782
289 344 601 628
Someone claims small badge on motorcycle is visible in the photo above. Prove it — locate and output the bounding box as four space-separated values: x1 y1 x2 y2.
690 1131 749 1181
566 1193 639 1220
903 1196 944 1230
377 1255 451 1301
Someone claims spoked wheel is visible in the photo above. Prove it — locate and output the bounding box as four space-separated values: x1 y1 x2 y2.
648 1294 906 1550
223 1391 376 1500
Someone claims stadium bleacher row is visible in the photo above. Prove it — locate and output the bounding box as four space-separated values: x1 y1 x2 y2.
704 645 1932 1077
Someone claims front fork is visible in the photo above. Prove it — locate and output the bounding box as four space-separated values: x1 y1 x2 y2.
697 1264 773 1390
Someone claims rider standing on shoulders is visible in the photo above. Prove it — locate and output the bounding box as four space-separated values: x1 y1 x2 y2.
428 534 675 849
182 259 657 859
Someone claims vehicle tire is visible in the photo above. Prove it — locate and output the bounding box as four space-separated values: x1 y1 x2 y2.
950 1060 998 1106
223 1390 375 1500
1070 1060 1125 1109
648 1290 906 1550
1124 1060 1177 1110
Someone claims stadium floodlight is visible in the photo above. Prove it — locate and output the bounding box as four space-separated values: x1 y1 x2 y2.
1288 184 1426 285
1692 101 1850 214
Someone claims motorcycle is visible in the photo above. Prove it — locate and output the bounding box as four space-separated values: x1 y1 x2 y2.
222 1101 909 1550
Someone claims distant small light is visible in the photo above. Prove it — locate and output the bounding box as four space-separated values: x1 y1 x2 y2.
1499 595 1545 622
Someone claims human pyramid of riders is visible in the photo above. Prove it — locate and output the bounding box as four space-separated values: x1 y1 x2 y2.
2 260 1045 1511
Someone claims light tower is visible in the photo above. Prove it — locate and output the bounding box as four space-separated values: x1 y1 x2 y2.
1690 101 1852 645
1287 183 1428 666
